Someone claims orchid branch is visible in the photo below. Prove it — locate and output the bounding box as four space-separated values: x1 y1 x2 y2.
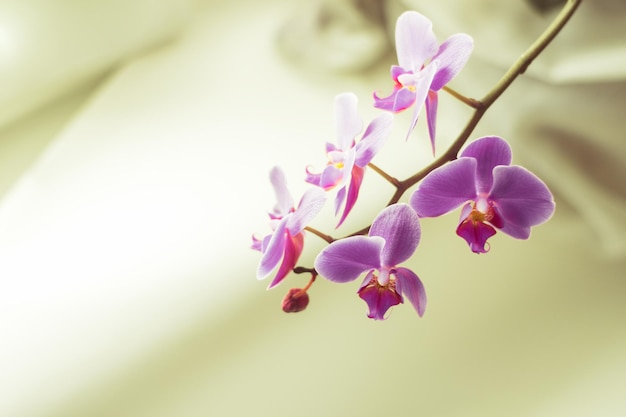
346 0 581 238
395 0 582 199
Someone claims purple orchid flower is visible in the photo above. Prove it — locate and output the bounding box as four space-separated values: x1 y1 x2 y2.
410 136 556 253
314 203 426 320
373 11 473 152
253 166 326 288
306 92 393 227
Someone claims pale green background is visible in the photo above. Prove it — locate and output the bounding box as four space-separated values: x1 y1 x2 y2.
1 0 625 416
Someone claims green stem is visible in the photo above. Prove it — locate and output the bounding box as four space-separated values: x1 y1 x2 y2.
304 226 334 244
368 162 400 187
397 0 582 195
442 86 482 109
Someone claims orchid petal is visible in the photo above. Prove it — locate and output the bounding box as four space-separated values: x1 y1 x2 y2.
369 204 420 266
404 63 437 140
395 267 427 317
286 187 326 234
374 86 416 113
334 186 346 217
257 217 288 280
269 166 293 217
461 136 512 194
410 158 478 217
373 87 402 111
456 216 497 253
358 274 403 320
304 167 322 187
251 234 264 252
337 165 364 227
430 33 474 91
489 165 556 239
393 87 418 112
395 11 438 71
268 231 304 289
319 165 343 189
354 113 393 167
425 90 438 154
335 92 363 150
314 236 384 283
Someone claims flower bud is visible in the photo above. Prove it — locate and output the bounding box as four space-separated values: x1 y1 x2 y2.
282 288 310 313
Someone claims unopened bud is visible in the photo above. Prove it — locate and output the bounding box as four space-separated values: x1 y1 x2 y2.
282 288 310 313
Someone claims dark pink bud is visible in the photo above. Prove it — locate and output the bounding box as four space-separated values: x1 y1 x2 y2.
282 288 310 313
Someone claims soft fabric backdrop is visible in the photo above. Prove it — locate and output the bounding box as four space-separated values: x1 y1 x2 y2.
0 0 624 416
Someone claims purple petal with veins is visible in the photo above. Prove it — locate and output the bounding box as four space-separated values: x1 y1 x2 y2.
395 267 427 317
410 157 478 217
355 113 393 167
489 165 555 239
461 136 512 194
286 187 326 234
430 33 474 91
314 236 384 283
370 204 421 266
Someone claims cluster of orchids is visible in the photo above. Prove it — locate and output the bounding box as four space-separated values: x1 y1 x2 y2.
252 3 579 320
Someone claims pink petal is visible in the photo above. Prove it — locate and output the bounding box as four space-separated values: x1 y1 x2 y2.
314 236 384 283
336 165 365 227
269 166 294 217
395 267 427 317
319 164 343 189
403 63 437 140
304 166 322 187
286 187 326 234
456 214 497 254
268 231 304 289
410 158 478 217
369 204 420 267
354 112 393 167
334 92 363 150
489 165 556 239
358 273 403 320
374 86 416 112
461 136 512 194
425 90 439 154
395 11 439 71
251 234 264 252
430 33 474 91
334 186 346 217
257 217 288 280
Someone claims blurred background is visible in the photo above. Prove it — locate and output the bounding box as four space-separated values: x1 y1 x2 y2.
0 0 625 416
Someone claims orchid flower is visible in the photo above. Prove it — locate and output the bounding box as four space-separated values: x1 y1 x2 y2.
306 92 393 227
410 136 556 253
314 204 426 320
373 11 473 152
253 166 326 288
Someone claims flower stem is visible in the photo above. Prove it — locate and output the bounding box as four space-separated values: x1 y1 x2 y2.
442 86 483 109
304 226 334 243
398 0 581 192
292 267 317 295
368 162 400 186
